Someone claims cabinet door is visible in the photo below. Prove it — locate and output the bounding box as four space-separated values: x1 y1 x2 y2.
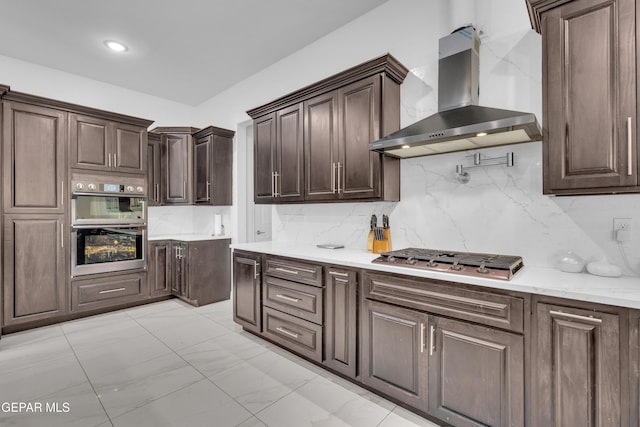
211 133 233 206
164 134 192 204
361 299 428 409
3 101 67 214
533 303 621 426
233 252 262 333
324 267 357 378
275 104 304 201
427 316 524 427
3 215 66 326
543 0 637 192
254 113 277 203
69 113 110 172
112 122 146 175
304 91 340 201
147 135 163 205
337 75 382 199
148 241 171 297
194 135 212 203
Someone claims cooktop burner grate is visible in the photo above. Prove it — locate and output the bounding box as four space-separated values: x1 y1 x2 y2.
372 248 524 281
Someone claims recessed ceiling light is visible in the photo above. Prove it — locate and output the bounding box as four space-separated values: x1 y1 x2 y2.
104 40 128 52
401 145 411 149
476 132 488 137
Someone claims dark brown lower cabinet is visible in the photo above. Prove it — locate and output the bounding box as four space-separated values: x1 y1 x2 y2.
148 240 171 297
71 272 147 312
324 267 357 378
171 239 231 306
427 316 524 427
360 298 428 409
233 251 262 333
533 302 621 427
2 214 66 326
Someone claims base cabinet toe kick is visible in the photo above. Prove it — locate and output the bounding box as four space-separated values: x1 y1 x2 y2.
232 249 634 427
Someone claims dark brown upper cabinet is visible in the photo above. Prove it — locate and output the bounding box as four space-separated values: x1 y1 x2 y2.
193 126 234 206
2 100 67 214
527 0 639 195
248 54 408 204
70 113 148 175
147 132 163 206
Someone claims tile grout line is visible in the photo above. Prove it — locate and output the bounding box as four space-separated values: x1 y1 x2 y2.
59 327 115 427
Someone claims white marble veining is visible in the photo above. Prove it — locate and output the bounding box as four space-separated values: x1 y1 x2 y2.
0 298 433 426
231 241 640 309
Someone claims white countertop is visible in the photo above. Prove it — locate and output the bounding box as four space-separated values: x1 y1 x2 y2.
149 234 231 242
231 241 640 309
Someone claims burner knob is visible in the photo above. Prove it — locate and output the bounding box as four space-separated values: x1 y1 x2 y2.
450 261 462 271
126 185 135 192
387 256 396 263
476 263 489 274
136 186 144 193
406 257 417 265
87 183 97 191
75 182 85 191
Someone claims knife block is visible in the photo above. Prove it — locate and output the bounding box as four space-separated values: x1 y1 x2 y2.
366 230 374 253
373 229 391 254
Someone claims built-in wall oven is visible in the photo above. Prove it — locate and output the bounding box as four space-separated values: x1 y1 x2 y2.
71 174 147 277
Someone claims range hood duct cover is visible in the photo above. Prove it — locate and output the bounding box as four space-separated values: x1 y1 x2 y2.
369 26 542 158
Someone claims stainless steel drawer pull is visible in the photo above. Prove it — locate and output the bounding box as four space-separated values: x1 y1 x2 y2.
275 267 299 275
99 287 126 294
329 271 348 277
276 327 299 339
254 262 260 280
113 153 117 168
420 323 425 353
429 325 436 356
108 153 112 168
628 117 633 176
337 162 342 193
549 310 603 324
275 294 300 303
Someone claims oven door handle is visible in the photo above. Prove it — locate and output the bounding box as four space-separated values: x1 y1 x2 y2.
71 224 145 230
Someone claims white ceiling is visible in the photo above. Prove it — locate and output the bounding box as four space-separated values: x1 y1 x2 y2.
0 0 389 105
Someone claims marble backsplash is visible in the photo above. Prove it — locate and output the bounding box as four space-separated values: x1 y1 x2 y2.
271 28 640 275
148 205 231 237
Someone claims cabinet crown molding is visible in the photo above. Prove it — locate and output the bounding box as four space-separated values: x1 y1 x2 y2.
2 89 153 127
0 84 9 98
149 126 200 134
246 53 409 119
525 0 575 33
192 125 235 139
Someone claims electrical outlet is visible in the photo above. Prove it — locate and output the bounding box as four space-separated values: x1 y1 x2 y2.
613 218 631 231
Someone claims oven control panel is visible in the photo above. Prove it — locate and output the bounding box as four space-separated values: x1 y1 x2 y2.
71 174 146 197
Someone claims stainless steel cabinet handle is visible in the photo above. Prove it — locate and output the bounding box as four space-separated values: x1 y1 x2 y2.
206 181 211 200
332 163 337 193
275 172 280 197
156 184 160 202
276 327 299 339
99 287 126 294
420 323 425 353
275 267 299 275
61 181 64 206
113 153 117 168
275 294 300 303
549 310 603 324
627 117 633 176
329 271 348 277
337 162 342 193
271 172 275 197
429 325 436 356
60 223 64 248
254 261 260 279
108 153 112 168
183 181 187 199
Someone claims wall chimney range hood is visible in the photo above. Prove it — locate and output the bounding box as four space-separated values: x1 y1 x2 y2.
369 26 542 159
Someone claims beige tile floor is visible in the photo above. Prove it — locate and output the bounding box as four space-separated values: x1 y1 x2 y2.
0 298 441 427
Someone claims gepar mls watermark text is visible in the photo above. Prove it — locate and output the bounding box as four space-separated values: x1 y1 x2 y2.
1 402 70 413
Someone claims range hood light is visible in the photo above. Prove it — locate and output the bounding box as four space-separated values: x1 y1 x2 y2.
369 26 542 159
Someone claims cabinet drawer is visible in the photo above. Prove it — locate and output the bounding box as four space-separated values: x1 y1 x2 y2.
363 271 524 333
263 276 323 324
72 274 146 311
265 256 323 287
263 306 323 362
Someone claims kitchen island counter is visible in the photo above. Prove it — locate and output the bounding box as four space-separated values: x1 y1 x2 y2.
231 241 640 309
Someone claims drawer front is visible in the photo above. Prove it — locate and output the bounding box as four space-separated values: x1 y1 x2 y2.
263 276 323 324
263 306 323 362
72 274 146 311
363 271 524 333
265 256 323 287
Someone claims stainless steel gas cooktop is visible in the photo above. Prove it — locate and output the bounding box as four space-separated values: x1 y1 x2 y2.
372 248 524 281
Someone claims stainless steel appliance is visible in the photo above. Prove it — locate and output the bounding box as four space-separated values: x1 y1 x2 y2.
372 248 524 281
71 174 147 276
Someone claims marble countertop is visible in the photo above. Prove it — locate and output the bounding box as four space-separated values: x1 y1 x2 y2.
231 241 640 309
149 234 231 242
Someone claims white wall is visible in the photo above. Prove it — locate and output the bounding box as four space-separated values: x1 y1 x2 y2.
198 0 640 275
